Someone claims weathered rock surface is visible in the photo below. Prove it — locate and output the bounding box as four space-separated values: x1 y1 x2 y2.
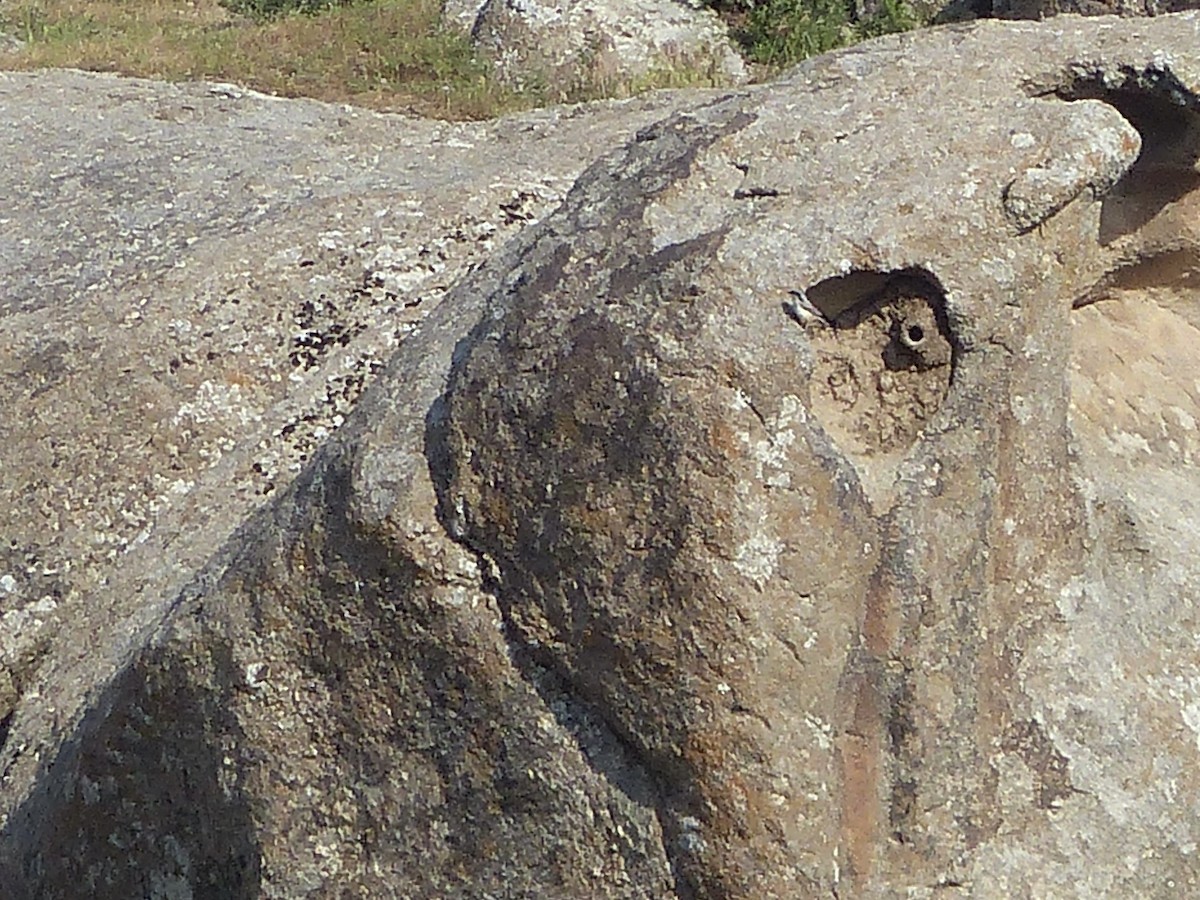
6 11 1200 899
0 69 704 896
442 0 747 96
947 0 1200 22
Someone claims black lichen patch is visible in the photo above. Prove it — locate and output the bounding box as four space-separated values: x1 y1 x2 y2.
288 293 372 372
1004 718 1076 810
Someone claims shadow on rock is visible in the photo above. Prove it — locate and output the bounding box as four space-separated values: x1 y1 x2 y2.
0 642 261 900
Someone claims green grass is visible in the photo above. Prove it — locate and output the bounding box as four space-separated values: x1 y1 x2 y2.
221 0 352 16
0 0 535 118
732 0 922 68
0 0 927 119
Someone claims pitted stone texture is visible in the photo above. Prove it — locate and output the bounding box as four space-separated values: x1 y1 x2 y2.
7 13 1200 900
0 69 706 898
992 0 1200 17
464 0 748 96
442 13 1200 898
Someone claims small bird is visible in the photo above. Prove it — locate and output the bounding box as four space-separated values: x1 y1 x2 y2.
783 288 828 327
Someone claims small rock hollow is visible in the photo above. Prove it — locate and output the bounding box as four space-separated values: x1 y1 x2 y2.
1050 70 1200 245
802 268 954 504
1061 69 1200 478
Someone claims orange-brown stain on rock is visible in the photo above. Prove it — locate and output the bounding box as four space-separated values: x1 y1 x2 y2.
861 566 900 658
838 669 886 892
707 418 742 460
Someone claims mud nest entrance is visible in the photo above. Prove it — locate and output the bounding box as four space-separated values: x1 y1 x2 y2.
801 268 954 503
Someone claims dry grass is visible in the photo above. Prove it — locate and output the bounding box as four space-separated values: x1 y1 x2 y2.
0 0 538 119
0 0 921 118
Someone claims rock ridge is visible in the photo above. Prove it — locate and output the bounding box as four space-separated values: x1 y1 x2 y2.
5 13 1200 898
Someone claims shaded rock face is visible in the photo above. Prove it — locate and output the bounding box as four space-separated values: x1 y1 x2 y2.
948 0 1200 22
0 70 703 899
991 0 1197 16
441 14 1200 897
5 13 1200 900
444 0 748 96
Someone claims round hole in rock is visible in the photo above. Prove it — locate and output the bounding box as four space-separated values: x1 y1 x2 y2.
799 267 955 507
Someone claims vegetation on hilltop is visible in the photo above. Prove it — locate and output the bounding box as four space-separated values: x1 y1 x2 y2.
0 0 928 119
0 0 521 118
713 0 920 66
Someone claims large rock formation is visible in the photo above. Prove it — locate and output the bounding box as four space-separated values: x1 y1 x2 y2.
438 17 1200 894
989 0 1197 18
947 0 1200 24
5 11 1200 898
442 0 748 97
0 70 701 895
